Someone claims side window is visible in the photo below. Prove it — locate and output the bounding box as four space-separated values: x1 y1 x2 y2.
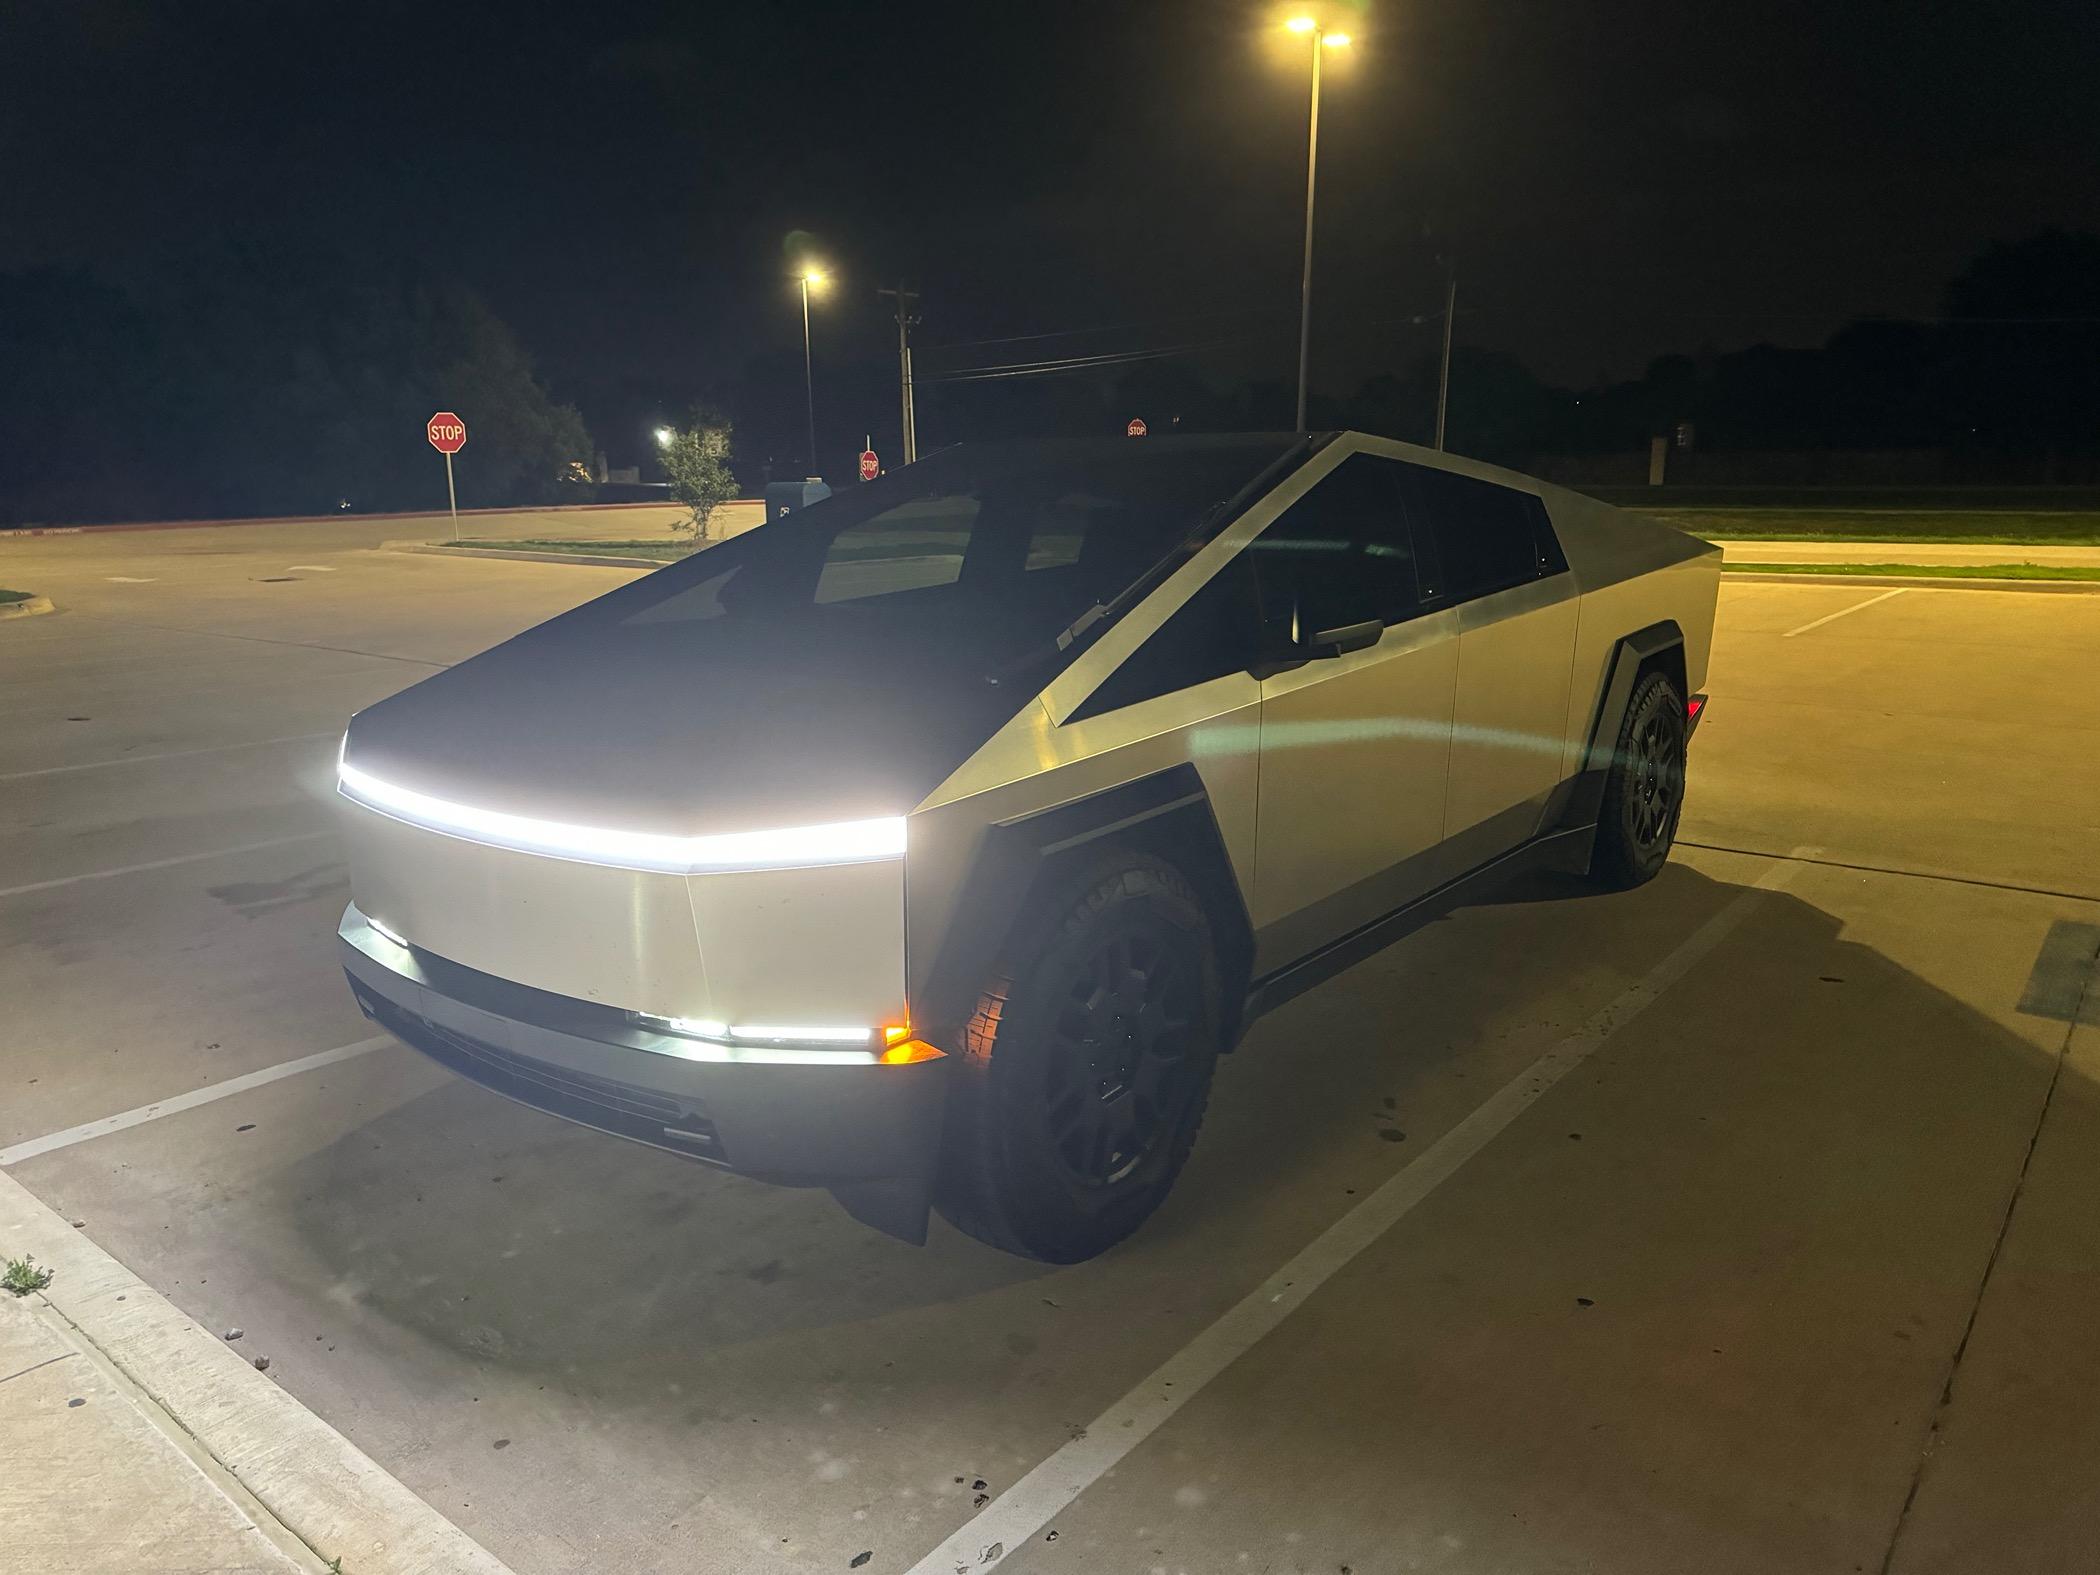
815 494 976 603
1071 558 1260 720
1245 454 1424 643
1398 465 1564 603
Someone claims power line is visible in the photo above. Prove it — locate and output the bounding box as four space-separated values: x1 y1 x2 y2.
920 305 1453 384
920 339 1251 384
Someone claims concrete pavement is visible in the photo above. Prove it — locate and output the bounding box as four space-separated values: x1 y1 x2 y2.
1717 537 2100 566
4 523 2099 1573
1 1282 313 1575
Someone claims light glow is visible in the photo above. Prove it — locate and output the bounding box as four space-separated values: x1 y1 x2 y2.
1322 30 1351 46
880 1040 946 1066
725 1023 873 1044
337 758 905 875
366 915 410 949
1285 15 1317 31
641 1014 871 1046
635 1013 917 1065
654 425 675 447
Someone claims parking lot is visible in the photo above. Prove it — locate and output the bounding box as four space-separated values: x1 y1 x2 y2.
5 520 2098 1574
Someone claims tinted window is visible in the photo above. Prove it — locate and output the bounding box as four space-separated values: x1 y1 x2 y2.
588 436 1297 684
1073 558 1260 720
1246 454 1424 644
1398 465 1564 602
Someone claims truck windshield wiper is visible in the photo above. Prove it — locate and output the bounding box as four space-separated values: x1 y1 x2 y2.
984 597 1115 688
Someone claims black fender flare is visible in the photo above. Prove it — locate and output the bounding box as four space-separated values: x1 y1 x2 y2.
911 763 1256 1050
1553 619 1686 833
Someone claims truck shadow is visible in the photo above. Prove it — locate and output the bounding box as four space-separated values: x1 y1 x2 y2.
280 847 2082 1566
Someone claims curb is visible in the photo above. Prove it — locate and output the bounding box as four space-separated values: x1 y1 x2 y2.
0 499 754 539
0 1169 516 1575
0 593 55 620
1722 570 2100 594
388 541 674 569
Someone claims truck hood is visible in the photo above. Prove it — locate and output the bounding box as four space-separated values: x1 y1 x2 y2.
341 597 1035 841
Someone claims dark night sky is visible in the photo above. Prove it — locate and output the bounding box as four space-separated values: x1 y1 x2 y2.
8 0 2098 461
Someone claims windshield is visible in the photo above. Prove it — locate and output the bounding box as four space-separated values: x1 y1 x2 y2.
592 435 1301 677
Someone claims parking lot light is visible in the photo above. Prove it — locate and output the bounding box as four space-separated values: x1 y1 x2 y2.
796 264 832 472
1281 16 1353 430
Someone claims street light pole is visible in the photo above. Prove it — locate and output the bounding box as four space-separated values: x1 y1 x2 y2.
799 274 819 475
1435 264 1457 451
1286 19 1348 432
1294 29 1322 433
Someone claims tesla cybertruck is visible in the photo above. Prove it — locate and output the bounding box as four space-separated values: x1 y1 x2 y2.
338 433 1717 1261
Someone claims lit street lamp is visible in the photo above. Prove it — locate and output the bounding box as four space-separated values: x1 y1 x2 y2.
1285 16 1350 432
797 266 829 474
653 425 675 448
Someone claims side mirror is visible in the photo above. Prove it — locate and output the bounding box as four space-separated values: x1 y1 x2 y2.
1308 619 1381 658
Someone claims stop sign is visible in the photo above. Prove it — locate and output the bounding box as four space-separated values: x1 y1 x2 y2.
427 412 467 454
859 448 880 482
1126 417 1147 437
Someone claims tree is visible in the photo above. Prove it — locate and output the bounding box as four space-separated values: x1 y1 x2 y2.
660 412 738 538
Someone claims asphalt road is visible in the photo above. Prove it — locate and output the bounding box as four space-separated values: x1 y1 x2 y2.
4 523 2098 1575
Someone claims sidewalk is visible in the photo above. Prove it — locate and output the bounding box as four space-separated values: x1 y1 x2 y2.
0 1170 513 1575
1 1286 313 1573
1717 538 2100 567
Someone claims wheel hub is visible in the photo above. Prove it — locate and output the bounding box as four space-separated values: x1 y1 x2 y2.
1047 934 1195 1188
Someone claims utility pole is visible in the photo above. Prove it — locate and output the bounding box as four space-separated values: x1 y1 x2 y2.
1434 263 1457 452
878 285 920 464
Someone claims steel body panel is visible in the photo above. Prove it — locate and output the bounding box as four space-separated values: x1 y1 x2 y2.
1252 610 1458 929
341 799 905 1030
902 675 1263 1018
1443 577 1581 839
338 909 944 1184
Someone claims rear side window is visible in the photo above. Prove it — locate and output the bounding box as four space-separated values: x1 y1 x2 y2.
1396 465 1564 602
1245 454 1425 642
1072 558 1260 720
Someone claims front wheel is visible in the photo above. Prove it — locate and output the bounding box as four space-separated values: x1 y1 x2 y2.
937 852 1222 1262
1591 669 1688 889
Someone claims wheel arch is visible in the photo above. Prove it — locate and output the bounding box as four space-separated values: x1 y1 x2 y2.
1549 618 1686 835
910 764 1256 1053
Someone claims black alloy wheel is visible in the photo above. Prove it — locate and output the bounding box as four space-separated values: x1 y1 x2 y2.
938 852 1223 1262
1593 669 1688 888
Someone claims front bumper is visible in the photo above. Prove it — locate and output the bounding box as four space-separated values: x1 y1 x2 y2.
338 905 949 1208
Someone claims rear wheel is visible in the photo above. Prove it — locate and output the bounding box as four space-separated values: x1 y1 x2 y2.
1591 669 1687 889
937 852 1222 1262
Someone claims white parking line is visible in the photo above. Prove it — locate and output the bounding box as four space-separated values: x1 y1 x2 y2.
905 852 1804 1574
0 831 333 901
0 1035 393 1167
0 732 334 782
1782 586 1907 638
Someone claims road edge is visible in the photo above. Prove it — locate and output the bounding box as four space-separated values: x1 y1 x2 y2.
0 593 55 620
0 1169 516 1575
384 541 671 569
1722 571 2100 594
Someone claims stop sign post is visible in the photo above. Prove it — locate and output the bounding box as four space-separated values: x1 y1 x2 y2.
427 412 468 540
859 448 880 482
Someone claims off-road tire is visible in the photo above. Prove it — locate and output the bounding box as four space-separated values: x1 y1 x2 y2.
1592 668 1688 889
936 850 1223 1262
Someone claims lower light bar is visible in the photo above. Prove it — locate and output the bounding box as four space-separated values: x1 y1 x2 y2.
338 756 905 875
632 1015 944 1066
